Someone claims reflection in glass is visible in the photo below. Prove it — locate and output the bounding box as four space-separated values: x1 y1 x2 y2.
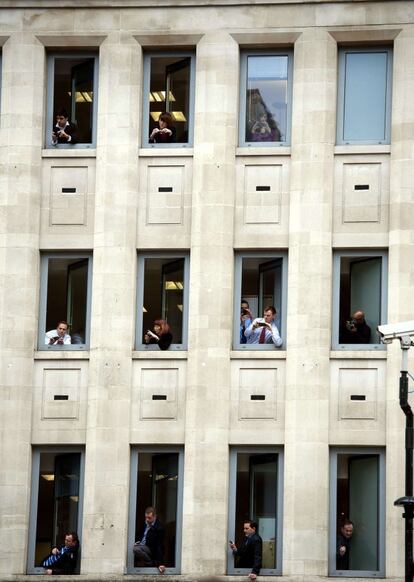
245 56 288 143
241 257 282 329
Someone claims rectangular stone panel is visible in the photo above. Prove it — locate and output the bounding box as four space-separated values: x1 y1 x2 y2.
244 164 281 224
50 166 88 225
41 367 81 419
147 165 184 224
140 368 178 419
338 367 377 420
342 163 381 223
238 368 277 420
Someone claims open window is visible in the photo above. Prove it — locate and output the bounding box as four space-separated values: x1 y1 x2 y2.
329 449 385 577
332 251 387 350
38 253 93 350
337 47 393 145
142 52 195 147
234 253 287 349
127 449 184 574
27 448 84 574
228 448 284 576
239 51 293 147
136 254 189 350
46 53 98 148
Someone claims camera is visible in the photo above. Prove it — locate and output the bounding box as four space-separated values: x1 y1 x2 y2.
377 321 414 344
346 319 356 331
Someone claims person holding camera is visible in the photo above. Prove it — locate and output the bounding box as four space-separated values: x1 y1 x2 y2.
45 320 71 346
240 299 253 344
52 108 78 145
144 319 173 350
340 310 371 344
244 306 282 347
149 112 176 144
229 520 262 581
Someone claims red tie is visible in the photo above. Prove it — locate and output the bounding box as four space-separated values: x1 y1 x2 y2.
259 326 267 344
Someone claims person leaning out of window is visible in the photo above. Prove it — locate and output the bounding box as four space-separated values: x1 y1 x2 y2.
145 319 173 350
149 112 176 143
52 108 78 146
45 320 71 345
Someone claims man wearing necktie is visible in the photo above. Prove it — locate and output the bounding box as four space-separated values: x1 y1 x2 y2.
229 520 262 580
133 507 166 573
244 306 282 347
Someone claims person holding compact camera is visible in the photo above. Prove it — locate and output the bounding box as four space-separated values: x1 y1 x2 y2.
149 112 176 144
52 108 78 145
45 320 71 346
340 310 371 344
240 299 253 344
244 306 282 347
144 319 173 350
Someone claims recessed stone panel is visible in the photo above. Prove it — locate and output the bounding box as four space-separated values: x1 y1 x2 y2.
338 367 377 420
342 162 381 223
42 367 81 419
147 165 184 224
50 166 88 225
140 367 178 419
244 164 282 224
238 368 277 420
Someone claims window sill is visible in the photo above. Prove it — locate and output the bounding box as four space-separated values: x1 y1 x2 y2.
230 350 287 359
34 350 90 359
330 350 387 359
42 148 97 158
132 350 188 359
139 148 193 157
236 146 291 156
334 144 391 155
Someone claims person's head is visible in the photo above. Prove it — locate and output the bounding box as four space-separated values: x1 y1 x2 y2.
145 506 157 524
153 319 170 336
64 532 78 548
263 305 276 324
158 112 174 129
56 108 69 128
241 299 250 316
56 321 69 336
340 520 354 539
352 310 366 324
243 520 258 536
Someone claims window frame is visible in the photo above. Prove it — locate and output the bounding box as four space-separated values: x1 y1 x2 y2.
234 251 288 350
135 252 190 351
336 46 393 146
142 51 196 149
228 447 284 576
46 52 99 149
239 50 294 147
127 447 184 574
27 447 85 574
332 250 387 351
329 447 385 577
38 252 93 351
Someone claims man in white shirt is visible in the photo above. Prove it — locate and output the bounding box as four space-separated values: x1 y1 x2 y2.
45 320 71 345
245 306 282 347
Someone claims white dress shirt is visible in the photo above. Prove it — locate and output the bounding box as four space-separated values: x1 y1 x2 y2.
244 319 282 347
45 330 72 345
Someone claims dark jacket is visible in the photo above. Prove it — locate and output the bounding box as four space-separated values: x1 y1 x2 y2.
139 519 165 566
53 122 78 145
42 542 79 575
336 533 351 570
147 332 173 351
234 533 262 575
149 126 176 144
340 320 371 344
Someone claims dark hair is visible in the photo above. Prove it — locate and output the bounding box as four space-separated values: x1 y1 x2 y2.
241 299 249 307
56 108 69 119
65 531 79 543
159 112 174 128
341 519 354 528
244 520 258 531
145 506 157 515
56 320 69 329
154 319 171 336
264 305 276 315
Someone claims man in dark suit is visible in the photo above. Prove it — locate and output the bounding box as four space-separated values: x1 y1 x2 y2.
133 506 166 573
52 108 78 145
42 531 79 575
230 520 262 580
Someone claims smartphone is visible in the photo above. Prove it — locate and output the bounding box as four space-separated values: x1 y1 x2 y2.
229 540 234 545
258 322 268 326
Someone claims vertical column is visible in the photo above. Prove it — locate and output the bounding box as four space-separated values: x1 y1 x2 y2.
81 33 141 574
0 33 45 574
181 32 238 575
283 29 336 576
386 27 414 579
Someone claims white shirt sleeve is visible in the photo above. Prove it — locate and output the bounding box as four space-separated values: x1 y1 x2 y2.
271 325 283 347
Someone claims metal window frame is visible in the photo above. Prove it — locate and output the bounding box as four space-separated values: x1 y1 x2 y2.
27 447 85 574
234 251 288 350
239 50 294 147
45 52 99 149
228 447 284 576
135 252 190 351
329 447 386 577
127 447 184 574
38 252 93 351
142 51 196 148
336 46 393 145
331 249 388 350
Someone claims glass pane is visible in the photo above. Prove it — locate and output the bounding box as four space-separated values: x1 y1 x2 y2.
53 58 95 144
134 453 179 568
336 454 379 571
343 52 388 142
245 55 288 143
235 453 278 570
338 256 382 344
142 258 184 346
148 57 190 144
45 258 89 346
34 453 81 567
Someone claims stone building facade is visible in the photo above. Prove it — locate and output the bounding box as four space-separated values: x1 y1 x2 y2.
0 0 413 580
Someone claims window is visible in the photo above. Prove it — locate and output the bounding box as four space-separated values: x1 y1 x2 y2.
127 449 184 574
27 448 84 574
142 52 195 147
332 251 387 350
38 253 93 350
337 47 393 145
46 53 98 148
228 448 284 576
136 254 189 350
234 253 287 349
239 51 293 147
329 448 385 577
